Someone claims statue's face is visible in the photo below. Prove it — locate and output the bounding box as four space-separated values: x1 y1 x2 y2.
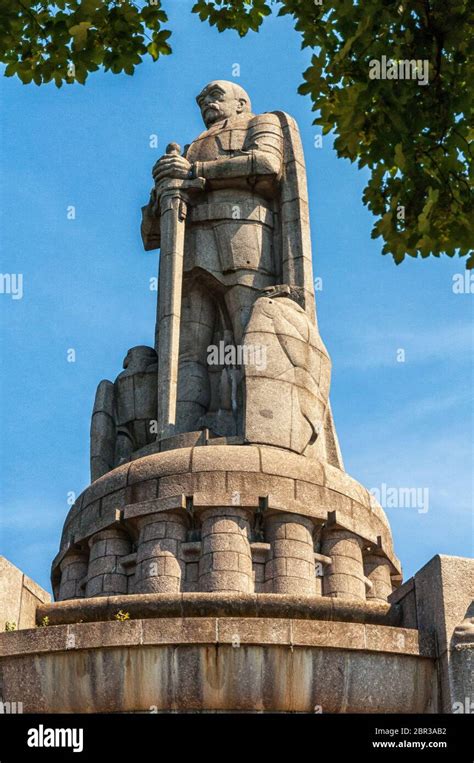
197 82 243 128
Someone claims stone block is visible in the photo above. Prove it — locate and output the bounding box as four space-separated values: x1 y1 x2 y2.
226 473 294 502
186 563 199 583
158 473 194 498
202 533 249 555
105 537 132 557
0 557 51 631
100 489 127 513
85 576 104 597
201 515 250 537
285 558 314 579
192 445 260 473
87 556 117 579
213 552 239 571
405 555 474 712
199 571 251 593
272 539 314 561
128 449 192 484
102 573 128 594
126 479 158 504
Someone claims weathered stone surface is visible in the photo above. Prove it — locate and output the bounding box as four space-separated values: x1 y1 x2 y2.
134 512 187 594
192 445 259 473
84 528 131 598
52 445 403 602
33 591 401 627
243 295 330 456
199 508 253 593
0 557 51 631
128 449 192 484
0 616 435 712
391 555 474 712
29 84 459 718
90 346 158 481
322 529 367 602
364 555 393 603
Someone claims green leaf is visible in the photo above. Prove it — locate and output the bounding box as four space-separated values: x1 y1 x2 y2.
69 21 92 51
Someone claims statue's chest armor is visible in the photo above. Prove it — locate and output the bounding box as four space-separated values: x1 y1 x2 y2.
187 126 248 163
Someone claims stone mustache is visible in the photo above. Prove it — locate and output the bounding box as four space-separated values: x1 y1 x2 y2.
90 80 343 481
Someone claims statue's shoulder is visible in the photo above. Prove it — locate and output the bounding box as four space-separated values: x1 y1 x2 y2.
248 112 283 131
270 111 305 165
249 112 303 147
269 111 301 135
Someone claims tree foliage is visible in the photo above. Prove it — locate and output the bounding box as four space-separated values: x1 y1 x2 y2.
0 0 171 86
1 0 473 267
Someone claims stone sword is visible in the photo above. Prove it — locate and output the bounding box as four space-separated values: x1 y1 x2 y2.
154 142 205 440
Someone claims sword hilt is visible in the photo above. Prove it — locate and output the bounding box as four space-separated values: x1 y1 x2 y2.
166 142 181 156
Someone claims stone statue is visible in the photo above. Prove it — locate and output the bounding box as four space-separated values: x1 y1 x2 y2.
141 80 342 464
90 345 157 481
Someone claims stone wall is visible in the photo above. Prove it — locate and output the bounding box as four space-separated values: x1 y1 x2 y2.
0 557 51 631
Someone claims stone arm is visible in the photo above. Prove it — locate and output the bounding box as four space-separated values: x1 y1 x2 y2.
141 114 284 250
191 113 283 187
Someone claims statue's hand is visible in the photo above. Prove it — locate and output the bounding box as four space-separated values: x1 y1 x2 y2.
152 154 192 184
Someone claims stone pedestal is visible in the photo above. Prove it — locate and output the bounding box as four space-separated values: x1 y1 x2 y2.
0 593 436 713
1 550 471 713
50 445 402 604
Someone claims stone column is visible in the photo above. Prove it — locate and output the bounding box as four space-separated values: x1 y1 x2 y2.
364 554 393 602
134 511 187 593
85 528 131 598
321 528 366 601
264 513 316 594
58 549 88 601
198 507 253 593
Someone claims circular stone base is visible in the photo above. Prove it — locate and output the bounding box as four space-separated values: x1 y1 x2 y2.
0 601 436 713
53 446 401 601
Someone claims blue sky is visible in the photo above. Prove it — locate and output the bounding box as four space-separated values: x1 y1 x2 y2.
1 1 472 594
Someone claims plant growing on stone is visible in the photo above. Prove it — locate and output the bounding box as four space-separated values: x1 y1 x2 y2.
4 621 17 631
114 610 131 622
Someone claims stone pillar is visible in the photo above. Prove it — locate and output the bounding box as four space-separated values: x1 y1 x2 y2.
198 508 253 593
85 528 131 598
134 511 187 593
58 549 88 601
364 554 393 602
321 528 366 601
264 514 316 594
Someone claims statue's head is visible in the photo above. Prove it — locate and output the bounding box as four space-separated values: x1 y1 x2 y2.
123 345 157 371
196 80 252 128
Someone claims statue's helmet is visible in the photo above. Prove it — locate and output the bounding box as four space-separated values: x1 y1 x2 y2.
123 345 157 370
